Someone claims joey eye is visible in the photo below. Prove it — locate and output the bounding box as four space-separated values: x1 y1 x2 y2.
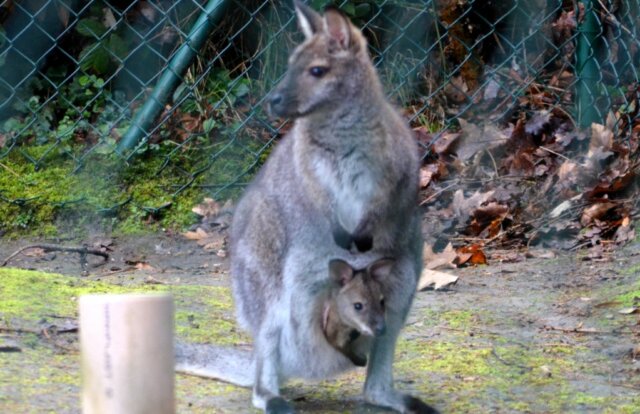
354 302 363 311
309 66 329 78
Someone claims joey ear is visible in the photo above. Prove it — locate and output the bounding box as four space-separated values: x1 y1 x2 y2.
368 258 395 281
323 7 352 50
329 259 354 286
294 0 322 40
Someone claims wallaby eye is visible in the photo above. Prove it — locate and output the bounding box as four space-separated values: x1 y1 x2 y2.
380 298 385 308
354 302 363 311
309 66 329 78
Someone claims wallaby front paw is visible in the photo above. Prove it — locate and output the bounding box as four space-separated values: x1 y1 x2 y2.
266 396 295 414
403 395 440 414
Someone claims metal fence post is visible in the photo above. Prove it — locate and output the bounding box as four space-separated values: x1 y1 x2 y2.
576 0 601 128
117 0 230 154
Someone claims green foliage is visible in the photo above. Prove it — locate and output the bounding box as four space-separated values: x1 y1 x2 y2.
75 11 130 75
180 68 251 117
2 74 124 151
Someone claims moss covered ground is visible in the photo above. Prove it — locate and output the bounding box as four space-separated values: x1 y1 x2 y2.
2 244 640 413
0 137 261 238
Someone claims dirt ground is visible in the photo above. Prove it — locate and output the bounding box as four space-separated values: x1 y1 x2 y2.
1 233 640 413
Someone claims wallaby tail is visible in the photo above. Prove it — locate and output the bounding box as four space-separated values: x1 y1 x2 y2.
175 341 254 388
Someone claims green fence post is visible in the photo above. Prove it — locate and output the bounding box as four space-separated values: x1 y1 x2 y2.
117 0 230 154
575 0 601 128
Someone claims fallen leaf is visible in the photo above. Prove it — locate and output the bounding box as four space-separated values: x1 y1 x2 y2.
184 227 209 241
417 268 459 291
419 167 434 188
589 123 614 153
525 110 551 135
580 202 616 226
423 243 458 269
144 276 166 285
134 262 154 271
102 7 117 28
192 198 221 218
24 248 46 258
618 307 638 315
524 249 556 259
432 131 460 155
452 189 495 222
539 365 552 377
483 79 500 101
593 300 622 308
456 245 487 266
457 120 507 161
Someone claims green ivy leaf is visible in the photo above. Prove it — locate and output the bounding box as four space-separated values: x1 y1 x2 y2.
354 3 371 17
76 18 107 38
79 44 110 74
108 34 128 61
203 118 216 134
342 2 356 16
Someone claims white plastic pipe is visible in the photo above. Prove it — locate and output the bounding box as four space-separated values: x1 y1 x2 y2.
79 294 175 414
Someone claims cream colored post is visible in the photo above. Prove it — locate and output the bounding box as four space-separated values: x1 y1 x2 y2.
79 294 175 414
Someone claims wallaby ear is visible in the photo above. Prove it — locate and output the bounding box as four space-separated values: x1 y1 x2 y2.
323 7 352 50
329 259 354 286
294 0 322 40
368 258 395 281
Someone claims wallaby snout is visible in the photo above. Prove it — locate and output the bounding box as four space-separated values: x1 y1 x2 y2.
266 89 285 118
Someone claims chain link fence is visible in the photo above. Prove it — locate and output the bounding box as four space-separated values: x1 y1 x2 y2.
0 0 638 237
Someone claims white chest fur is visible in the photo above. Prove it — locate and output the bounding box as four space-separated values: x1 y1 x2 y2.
312 149 378 234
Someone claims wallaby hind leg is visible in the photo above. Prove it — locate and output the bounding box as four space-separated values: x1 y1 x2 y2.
363 260 440 414
252 326 295 414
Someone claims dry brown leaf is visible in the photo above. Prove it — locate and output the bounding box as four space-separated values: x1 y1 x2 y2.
57 4 70 27
144 276 166 285
524 249 556 259
589 123 614 153
456 120 507 161
456 245 487 266
417 268 459 291
483 79 500 101
580 202 616 227
614 217 635 243
593 300 622 308
202 235 225 251
556 161 580 189
618 307 638 315
24 248 46 258
419 167 434 188
184 227 209 241
432 131 460 155
423 243 458 270
525 110 551 135
192 198 221 218
452 189 495 222
134 262 154 271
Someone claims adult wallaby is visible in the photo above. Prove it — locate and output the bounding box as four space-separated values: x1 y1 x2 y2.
323 258 390 367
229 2 436 413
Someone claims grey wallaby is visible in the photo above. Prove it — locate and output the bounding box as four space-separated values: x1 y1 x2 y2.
179 1 438 413
323 258 390 367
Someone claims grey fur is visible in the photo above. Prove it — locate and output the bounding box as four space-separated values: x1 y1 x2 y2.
227 2 434 413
